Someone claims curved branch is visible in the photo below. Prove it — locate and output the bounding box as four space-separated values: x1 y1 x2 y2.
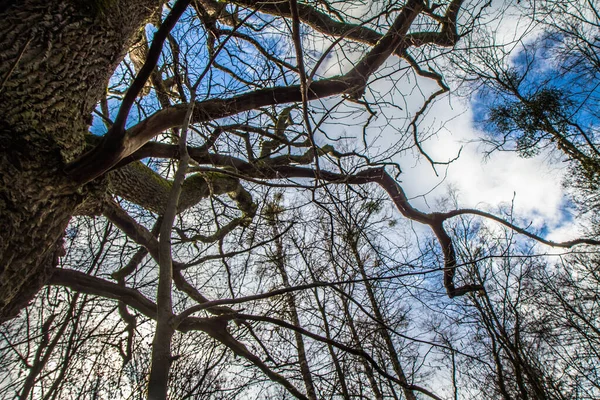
65 0 466 185
117 139 600 296
203 324 310 400
441 208 600 248
50 269 159 321
231 0 463 50
65 74 355 185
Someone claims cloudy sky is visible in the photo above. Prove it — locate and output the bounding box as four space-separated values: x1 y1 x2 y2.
313 1 583 245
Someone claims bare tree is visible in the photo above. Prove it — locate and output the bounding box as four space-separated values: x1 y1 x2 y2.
2 1 600 399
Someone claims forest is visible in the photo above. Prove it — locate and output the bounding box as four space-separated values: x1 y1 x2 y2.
1 0 599 399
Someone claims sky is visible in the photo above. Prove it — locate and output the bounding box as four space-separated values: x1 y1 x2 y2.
6 2 598 398
87 0 595 247
310 0 588 246
89 0 590 252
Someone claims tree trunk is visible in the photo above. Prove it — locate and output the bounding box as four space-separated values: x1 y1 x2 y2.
268 215 317 400
348 240 416 400
0 0 161 321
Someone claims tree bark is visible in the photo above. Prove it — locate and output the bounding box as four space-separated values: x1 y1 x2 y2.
0 0 161 320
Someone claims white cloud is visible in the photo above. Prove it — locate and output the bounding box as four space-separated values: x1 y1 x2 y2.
310 1 584 245
396 97 576 238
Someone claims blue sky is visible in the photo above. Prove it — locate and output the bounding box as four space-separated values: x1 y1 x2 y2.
90 0 594 246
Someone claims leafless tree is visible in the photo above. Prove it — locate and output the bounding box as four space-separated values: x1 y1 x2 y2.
2 1 600 399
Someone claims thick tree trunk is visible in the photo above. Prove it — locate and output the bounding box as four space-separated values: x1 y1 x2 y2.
0 0 160 320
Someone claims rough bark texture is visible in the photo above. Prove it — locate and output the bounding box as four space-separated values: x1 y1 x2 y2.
109 162 221 214
0 0 161 320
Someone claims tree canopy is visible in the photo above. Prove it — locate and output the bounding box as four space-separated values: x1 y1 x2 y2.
1 0 599 399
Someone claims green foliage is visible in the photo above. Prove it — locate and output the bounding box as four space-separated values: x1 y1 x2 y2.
263 192 285 223
362 200 383 214
488 88 574 157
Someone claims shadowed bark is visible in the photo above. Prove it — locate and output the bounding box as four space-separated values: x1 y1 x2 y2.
0 0 163 320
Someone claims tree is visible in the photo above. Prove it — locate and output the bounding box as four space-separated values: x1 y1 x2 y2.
0 0 474 320
2 0 600 398
451 0 600 215
435 208 600 399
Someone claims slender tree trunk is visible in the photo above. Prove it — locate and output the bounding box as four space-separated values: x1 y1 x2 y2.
0 0 161 321
148 322 175 399
313 289 351 400
267 208 317 400
147 93 195 400
341 295 384 400
348 240 416 400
